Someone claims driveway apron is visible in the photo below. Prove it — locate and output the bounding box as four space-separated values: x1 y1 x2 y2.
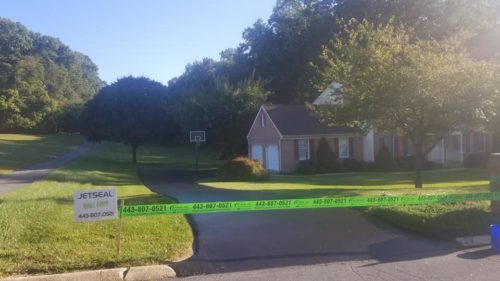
139 168 458 277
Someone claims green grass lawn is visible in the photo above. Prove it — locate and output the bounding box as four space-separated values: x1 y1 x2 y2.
0 134 83 176
201 169 493 239
0 142 196 277
201 169 489 196
138 145 221 170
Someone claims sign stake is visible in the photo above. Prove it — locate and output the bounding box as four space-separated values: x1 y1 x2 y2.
116 199 124 258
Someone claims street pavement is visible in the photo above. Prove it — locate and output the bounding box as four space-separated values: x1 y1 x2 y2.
139 169 464 278
0 142 93 195
178 246 500 281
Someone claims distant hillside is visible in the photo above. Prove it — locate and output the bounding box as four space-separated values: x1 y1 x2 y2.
0 17 103 131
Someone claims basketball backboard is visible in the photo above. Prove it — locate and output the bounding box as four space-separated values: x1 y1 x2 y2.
190 131 206 143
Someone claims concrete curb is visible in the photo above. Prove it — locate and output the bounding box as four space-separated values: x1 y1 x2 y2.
1 265 176 281
456 235 491 247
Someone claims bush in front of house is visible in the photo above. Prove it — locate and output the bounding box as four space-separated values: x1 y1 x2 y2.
295 160 317 175
341 158 365 172
217 157 268 181
396 156 441 171
316 137 341 173
464 152 489 168
374 145 398 171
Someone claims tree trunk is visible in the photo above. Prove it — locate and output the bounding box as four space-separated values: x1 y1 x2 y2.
414 144 423 188
131 143 138 164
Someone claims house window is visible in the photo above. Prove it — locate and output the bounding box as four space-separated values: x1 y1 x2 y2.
298 139 310 160
474 134 486 152
260 113 265 127
339 137 349 159
383 136 394 155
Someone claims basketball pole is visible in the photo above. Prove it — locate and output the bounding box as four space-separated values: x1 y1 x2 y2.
195 141 199 171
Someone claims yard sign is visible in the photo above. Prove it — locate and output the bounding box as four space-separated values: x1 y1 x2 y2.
73 188 118 222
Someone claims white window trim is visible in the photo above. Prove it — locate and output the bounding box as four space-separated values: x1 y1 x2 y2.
298 139 310 161
339 137 349 159
260 114 265 127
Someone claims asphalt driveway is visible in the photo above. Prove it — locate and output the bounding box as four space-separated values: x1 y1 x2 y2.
0 142 93 195
139 168 460 277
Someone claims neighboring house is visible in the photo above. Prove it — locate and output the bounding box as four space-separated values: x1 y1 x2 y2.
247 83 495 173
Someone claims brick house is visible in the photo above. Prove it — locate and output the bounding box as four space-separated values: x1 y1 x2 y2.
247 103 494 173
247 104 363 173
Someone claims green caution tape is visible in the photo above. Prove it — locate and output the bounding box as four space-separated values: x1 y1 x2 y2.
119 192 500 217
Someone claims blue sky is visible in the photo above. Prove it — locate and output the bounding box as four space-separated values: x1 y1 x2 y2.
0 0 275 84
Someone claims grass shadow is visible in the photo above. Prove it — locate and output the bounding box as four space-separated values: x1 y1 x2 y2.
266 169 488 188
367 205 492 239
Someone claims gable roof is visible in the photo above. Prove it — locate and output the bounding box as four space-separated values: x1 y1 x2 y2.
313 82 343 105
262 104 356 136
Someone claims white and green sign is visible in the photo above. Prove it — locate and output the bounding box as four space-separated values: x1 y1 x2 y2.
73 189 118 222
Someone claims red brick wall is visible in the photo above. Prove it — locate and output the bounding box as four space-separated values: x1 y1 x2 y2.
280 136 364 173
247 109 281 167
281 139 297 173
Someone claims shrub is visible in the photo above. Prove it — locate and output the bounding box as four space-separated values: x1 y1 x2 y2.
295 160 317 175
217 157 268 181
316 137 341 173
374 145 398 171
342 158 365 172
464 152 489 168
396 156 440 171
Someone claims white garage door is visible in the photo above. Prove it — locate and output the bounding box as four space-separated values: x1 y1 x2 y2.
266 145 280 172
251 144 264 163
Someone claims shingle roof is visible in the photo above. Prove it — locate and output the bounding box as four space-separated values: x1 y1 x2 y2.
263 104 356 136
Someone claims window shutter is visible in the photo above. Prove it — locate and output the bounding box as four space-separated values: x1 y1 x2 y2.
309 139 315 160
349 137 354 158
402 137 407 156
294 139 299 160
334 138 339 157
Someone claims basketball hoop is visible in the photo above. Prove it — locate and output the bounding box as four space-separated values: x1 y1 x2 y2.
190 130 206 170
190 131 206 145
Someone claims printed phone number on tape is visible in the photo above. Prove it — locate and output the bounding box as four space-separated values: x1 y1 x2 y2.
119 192 500 217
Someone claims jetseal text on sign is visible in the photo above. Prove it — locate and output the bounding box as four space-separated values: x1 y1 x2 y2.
73 188 118 222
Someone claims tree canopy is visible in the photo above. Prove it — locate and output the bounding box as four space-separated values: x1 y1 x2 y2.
232 0 500 104
0 17 102 131
311 20 500 187
167 59 270 158
82 76 174 163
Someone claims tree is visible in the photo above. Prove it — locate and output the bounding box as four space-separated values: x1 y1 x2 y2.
236 0 499 104
82 76 175 163
239 0 338 103
167 59 270 158
334 0 500 40
312 20 499 188
0 17 102 132
0 56 56 130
